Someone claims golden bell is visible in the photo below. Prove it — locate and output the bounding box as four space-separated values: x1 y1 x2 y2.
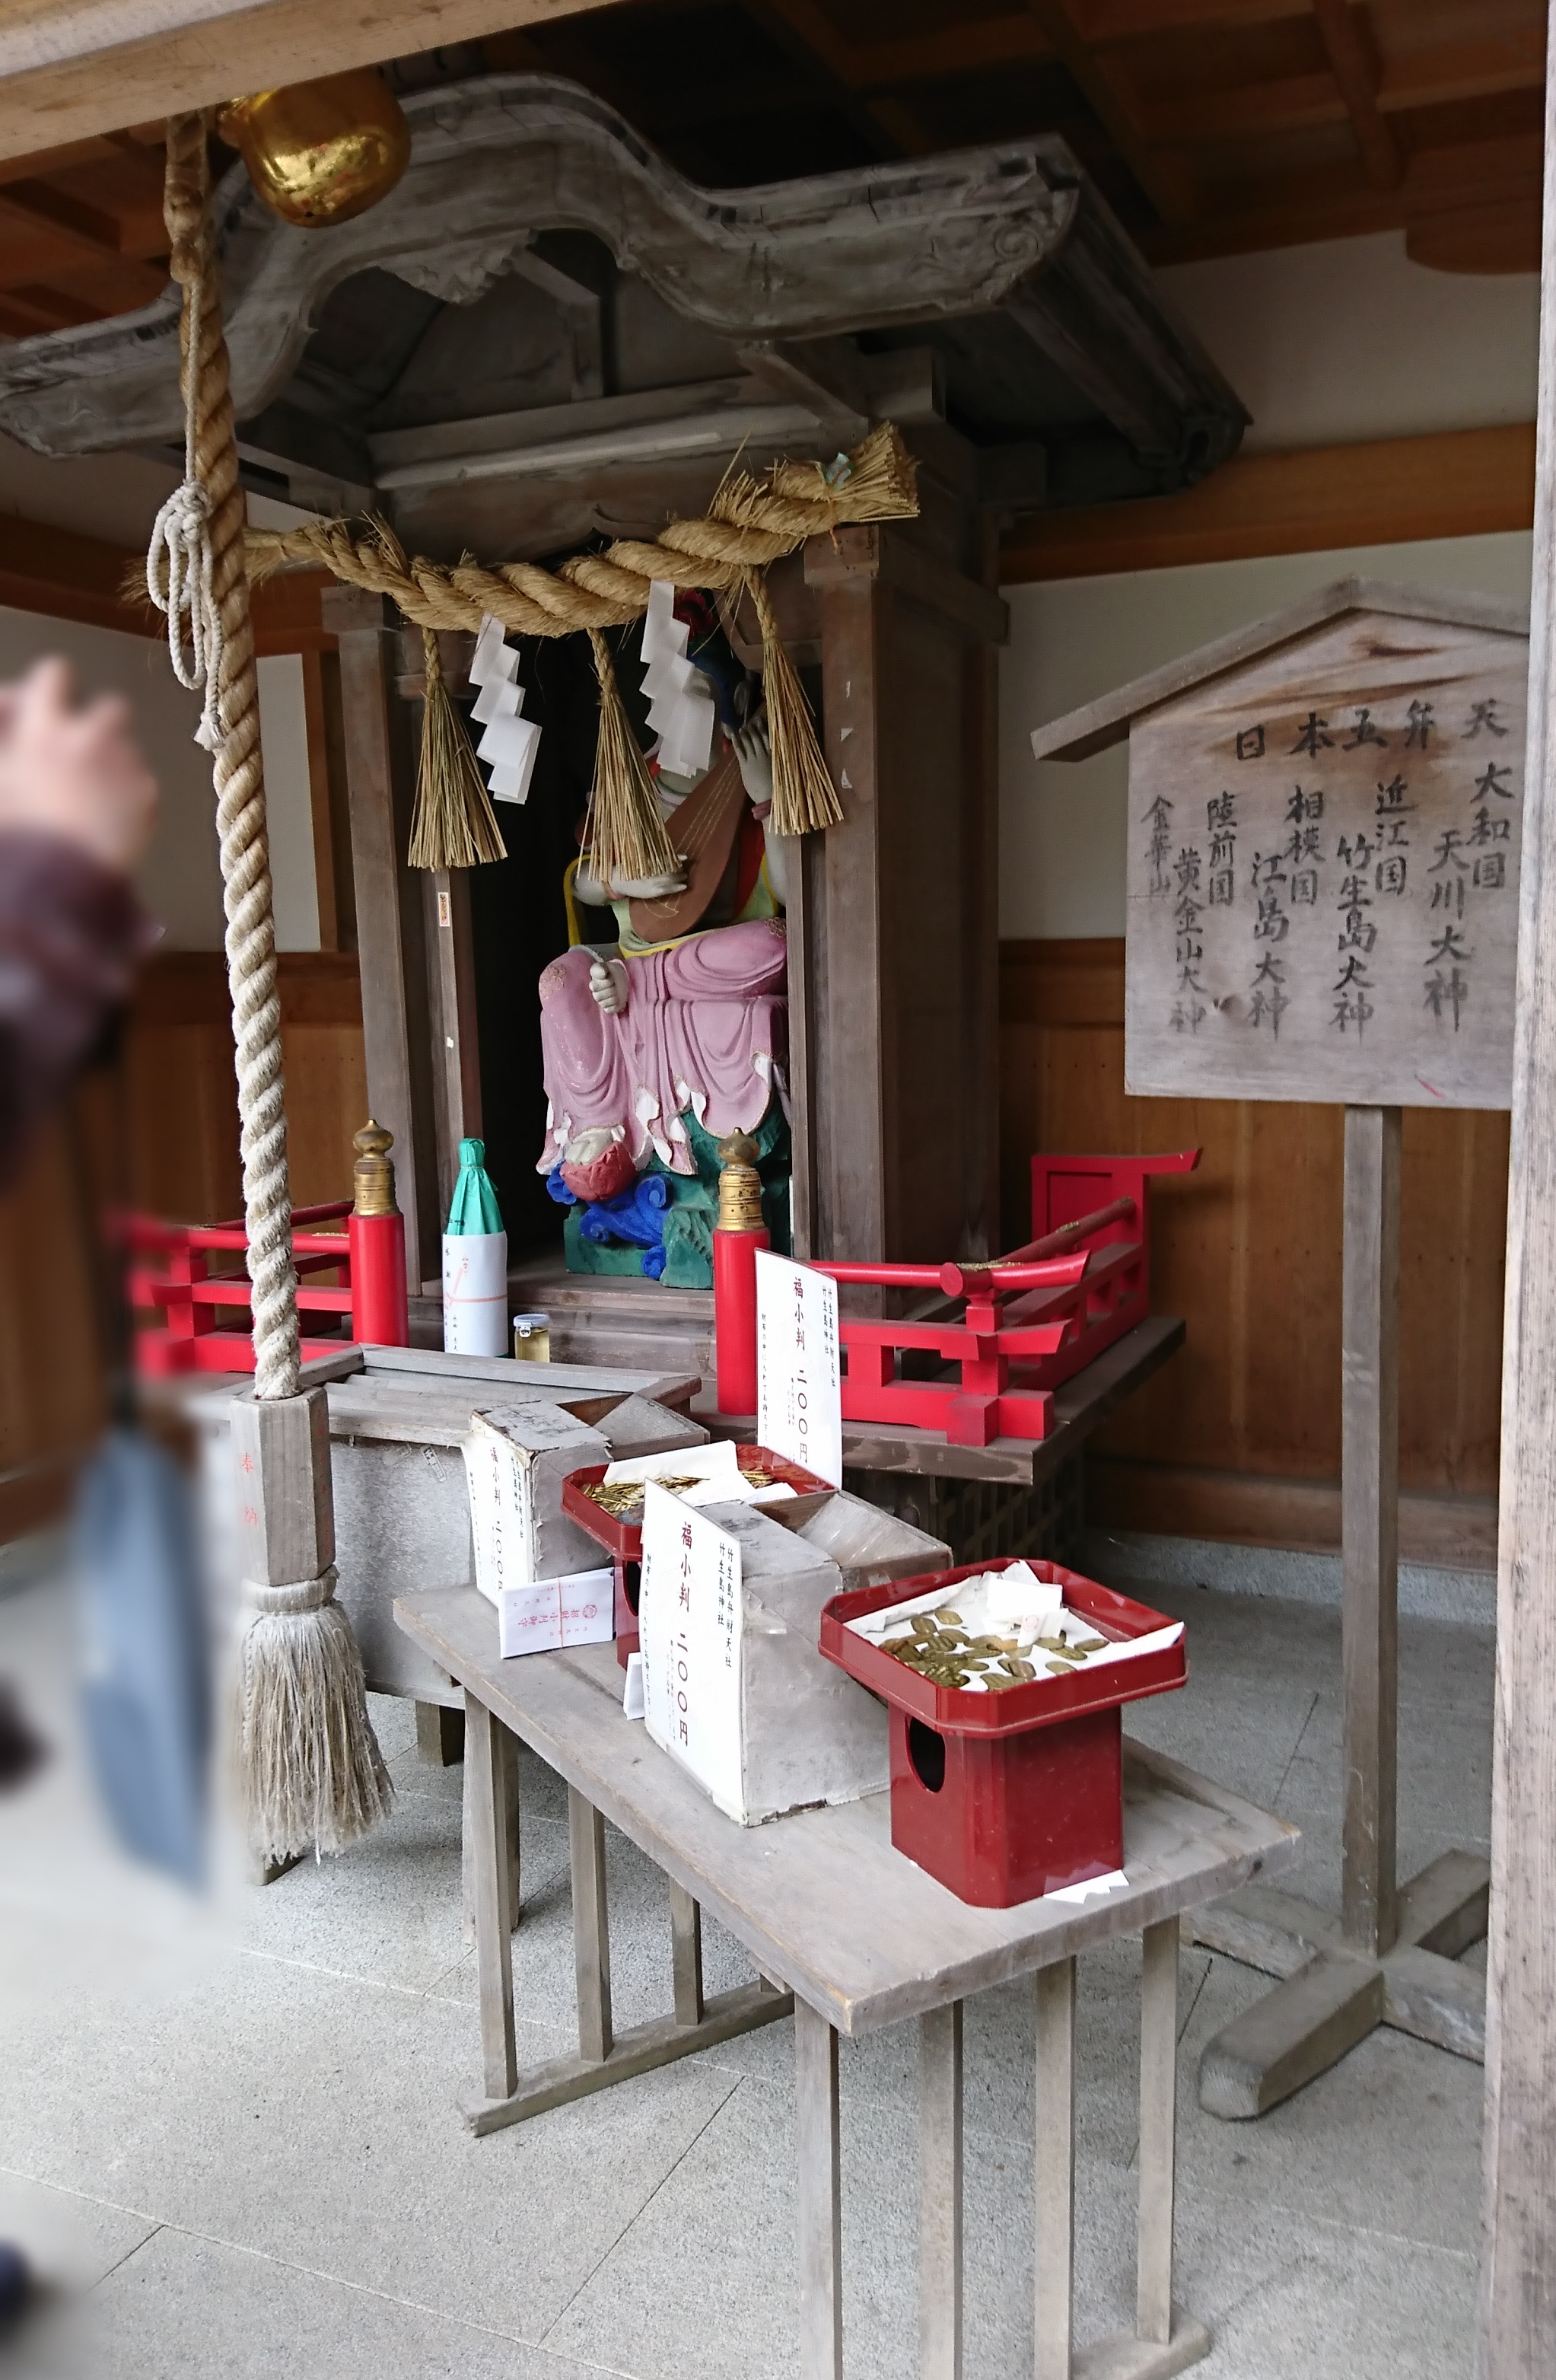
219 70 411 229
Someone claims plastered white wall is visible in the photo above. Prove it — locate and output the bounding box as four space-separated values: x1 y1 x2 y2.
0 612 323 951
0 604 224 946
256 652 320 951
1001 531 1535 941
1160 232 1539 454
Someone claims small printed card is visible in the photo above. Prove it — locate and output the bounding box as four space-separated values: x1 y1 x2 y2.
494 1564 614 1659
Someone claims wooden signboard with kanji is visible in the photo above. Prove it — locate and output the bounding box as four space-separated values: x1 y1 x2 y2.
1033 581 1531 1113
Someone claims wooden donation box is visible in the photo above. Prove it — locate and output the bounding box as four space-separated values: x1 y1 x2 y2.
1032 576 1526 2117
198 1347 708 1707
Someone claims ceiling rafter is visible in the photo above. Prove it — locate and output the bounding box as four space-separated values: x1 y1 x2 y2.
1310 0 1399 188
1021 0 1198 221
733 0 933 155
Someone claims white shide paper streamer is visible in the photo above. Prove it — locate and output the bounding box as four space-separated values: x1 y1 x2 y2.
641 580 715 779
471 613 542 804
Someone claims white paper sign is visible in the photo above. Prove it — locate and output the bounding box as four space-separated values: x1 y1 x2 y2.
639 1481 745 1818
756 1250 842 1488
495 1565 613 1658
463 1412 535 1597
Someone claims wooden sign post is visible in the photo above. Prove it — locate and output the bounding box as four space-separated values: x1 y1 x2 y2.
1031 578 1528 2116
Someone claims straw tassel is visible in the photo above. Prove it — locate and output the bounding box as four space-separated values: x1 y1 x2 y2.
746 569 843 837
408 627 507 870
582 628 679 884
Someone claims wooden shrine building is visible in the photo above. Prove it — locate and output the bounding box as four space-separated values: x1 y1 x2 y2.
0 72 1245 1301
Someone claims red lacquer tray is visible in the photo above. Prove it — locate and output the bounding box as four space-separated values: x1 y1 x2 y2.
819 1555 1186 1738
562 1444 834 1563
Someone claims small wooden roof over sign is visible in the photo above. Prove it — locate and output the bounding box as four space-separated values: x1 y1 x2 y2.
1029 578 1531 765
1029 578 1532 1113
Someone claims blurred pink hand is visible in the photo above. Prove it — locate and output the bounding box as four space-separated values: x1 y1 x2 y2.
0 658 158 877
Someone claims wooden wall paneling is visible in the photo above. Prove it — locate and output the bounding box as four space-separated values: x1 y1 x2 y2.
963 511 1004 1264
324 585 439 1291
998 937 1507 1536
0 1113 103 1496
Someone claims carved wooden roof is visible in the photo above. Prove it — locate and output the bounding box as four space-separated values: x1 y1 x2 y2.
0 72 1252 555
0 0 1534 350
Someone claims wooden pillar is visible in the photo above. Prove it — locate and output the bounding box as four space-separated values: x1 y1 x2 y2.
802 499 1006 1266
1479 11 1556 2362
1341 1104 1400 1959
321 585 440 1292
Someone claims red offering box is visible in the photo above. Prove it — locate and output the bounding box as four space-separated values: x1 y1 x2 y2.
561 1445 834 1564
819 1556 1187 1907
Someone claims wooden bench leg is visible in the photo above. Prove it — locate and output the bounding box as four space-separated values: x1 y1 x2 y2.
465 1693 517 2103
919 2001 963 2380
1138 1920 1178 2344
569 1786 613 2063
1035 1958 1077 2380
1068 1927 1211 2380
795 1999 843 2380
670 1880 705 2027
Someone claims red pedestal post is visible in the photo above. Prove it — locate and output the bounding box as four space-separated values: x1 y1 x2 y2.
348 1120 409 1347
714 1223 768 1416
713 1129 769 1417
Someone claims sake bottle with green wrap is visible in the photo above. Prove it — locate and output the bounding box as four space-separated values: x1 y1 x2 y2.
442 1136 508 1356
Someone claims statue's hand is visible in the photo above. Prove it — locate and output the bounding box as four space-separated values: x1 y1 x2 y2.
733 717 774 808
614 871 686 898
589 956 629 1015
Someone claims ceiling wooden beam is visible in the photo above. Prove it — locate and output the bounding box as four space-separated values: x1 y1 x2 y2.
851 15 1053 90
1310 0 1400 190
0 0 624 167
1001 423 1535 583
1145 69 1344 145
1144 126 1542 263
1378 31 1547 115
1023 0 1198 221
735 0 931 155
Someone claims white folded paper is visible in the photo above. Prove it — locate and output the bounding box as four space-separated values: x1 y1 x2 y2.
641 579 715 778
470 613 541 803
601 1438 796 1508
1046 1869 1128 1905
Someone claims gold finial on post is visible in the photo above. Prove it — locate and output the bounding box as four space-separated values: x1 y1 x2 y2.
716 1131 764 1231
352 1119 399 1219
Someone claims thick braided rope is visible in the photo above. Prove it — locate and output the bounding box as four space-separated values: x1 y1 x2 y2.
244 426 917 642
165 116 300 1400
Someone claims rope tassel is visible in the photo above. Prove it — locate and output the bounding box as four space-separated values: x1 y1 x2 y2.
408 628 507 870
746 570 843 838
582 629 679 886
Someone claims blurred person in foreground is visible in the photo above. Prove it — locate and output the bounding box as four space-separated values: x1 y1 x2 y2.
0 656 157 2330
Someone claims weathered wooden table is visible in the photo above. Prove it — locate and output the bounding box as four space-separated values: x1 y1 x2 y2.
396 1586 1298 2380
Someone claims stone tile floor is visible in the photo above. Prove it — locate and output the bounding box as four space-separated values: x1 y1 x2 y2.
0 1546 1491 2378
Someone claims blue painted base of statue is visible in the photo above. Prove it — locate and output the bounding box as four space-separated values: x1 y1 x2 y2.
547 1102 791 1289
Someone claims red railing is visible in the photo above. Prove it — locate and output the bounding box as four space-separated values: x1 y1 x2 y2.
124 1201 358 1375
806 1150 1200 1447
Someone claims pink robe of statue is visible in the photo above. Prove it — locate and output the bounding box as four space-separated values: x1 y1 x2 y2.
537 917 788 1177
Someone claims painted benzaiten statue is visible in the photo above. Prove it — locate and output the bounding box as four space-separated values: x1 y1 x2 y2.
537 598 790 1286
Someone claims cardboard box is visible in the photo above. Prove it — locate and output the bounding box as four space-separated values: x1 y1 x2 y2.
639 1484 948 1826
463 1402 612 1595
